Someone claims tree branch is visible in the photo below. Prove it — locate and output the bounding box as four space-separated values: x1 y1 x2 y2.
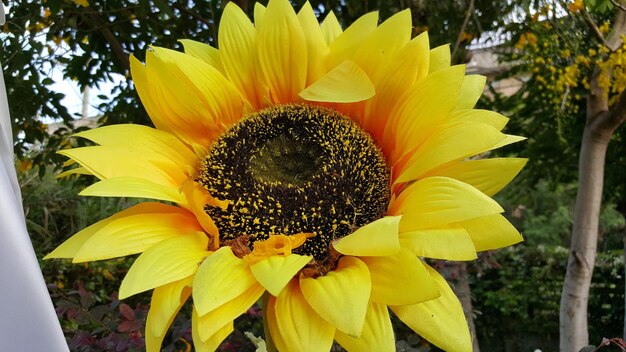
83 8 130 72
451 0 475 61
587 7 626 119
600 85 626 132
581 5 610 48
605 6 626 50
610 0 626 12
171 3 213 28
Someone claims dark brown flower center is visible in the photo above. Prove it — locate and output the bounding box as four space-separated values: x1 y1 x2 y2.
197 104 390 262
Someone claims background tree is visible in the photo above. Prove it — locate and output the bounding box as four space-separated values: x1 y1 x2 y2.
493 0 626 349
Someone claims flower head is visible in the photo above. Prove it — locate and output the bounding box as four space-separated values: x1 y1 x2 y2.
48 1 526 351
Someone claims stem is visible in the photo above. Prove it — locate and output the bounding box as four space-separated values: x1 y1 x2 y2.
262 293 278 352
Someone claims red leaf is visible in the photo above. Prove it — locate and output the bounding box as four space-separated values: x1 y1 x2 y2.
119 303 135 321
117 320 134 333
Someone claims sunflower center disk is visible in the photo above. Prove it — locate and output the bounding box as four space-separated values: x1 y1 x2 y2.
198 104 391 264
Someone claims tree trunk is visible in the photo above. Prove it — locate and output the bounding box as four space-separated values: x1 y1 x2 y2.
559 125 611 351
82 86 90 119
560 9 626 350
618 201 626 340
455 262 480 352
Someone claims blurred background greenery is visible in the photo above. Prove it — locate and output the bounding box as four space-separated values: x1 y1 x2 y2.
3 0 626 351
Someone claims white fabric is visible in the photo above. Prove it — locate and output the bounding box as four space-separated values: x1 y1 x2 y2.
0 3 69 350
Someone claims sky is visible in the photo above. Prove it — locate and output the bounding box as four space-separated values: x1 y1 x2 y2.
48 69 123 120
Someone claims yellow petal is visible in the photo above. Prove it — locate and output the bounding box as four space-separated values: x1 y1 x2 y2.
74 124 196 169
254 2 266 24
320 11 342 45
351 9 412 80
460 213 523 251
56 166 91 178
181 180 223 241
385 65 466 162
454 75 487 110
192 309 234 352
427 158 528 196
450 109 509 130
45 202 181 259
274 281 335 352
393 121 507 184
220 2 268 108
332 216 401 256
196 283 264 342
59 146 180 186
145 277 192 352
299 60 374 103
300 256 371 337
266 295 289 352
399 228 477 260
45 216 110 259
363 32 430 138
360 249 439 305
335 301 394 351
179 39 223 71
297 1 328 85
493 134 527 149
391 177 504 231
148 276 193 337
80 177 185 203
257 0 308 103
250 254 312 296
145 47 243 145
193 246 257 316
391 264 472 352
328 11 378 67
73 208 203 262
119 233 209 299
429 44 451 73
130 55 166 133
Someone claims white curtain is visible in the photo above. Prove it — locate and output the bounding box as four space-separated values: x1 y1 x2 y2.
0 3 69 351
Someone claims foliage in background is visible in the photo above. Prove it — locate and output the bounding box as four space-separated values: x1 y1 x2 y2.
495 178 625 248
472 246 624 352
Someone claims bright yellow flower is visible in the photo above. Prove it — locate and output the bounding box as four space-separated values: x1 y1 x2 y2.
47 1 526 351
73 0 89 7
568 0 584 13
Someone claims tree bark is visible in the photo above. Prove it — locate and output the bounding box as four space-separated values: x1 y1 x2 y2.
623 224 626 340
559 124 611 351
618 200 626 340
560 9 626 351
454 262 480 352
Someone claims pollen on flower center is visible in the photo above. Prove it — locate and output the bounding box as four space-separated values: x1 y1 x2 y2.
197 104 391 262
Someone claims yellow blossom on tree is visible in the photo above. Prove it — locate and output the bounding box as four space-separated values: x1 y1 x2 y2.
568 0 584 13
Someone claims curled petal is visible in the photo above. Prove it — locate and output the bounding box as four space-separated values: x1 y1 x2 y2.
391 264 472 352
300 256 371 337
360 249 439 305
193 246 257 316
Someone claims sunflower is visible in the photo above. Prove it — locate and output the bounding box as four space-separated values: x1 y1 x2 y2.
47 0 526 351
